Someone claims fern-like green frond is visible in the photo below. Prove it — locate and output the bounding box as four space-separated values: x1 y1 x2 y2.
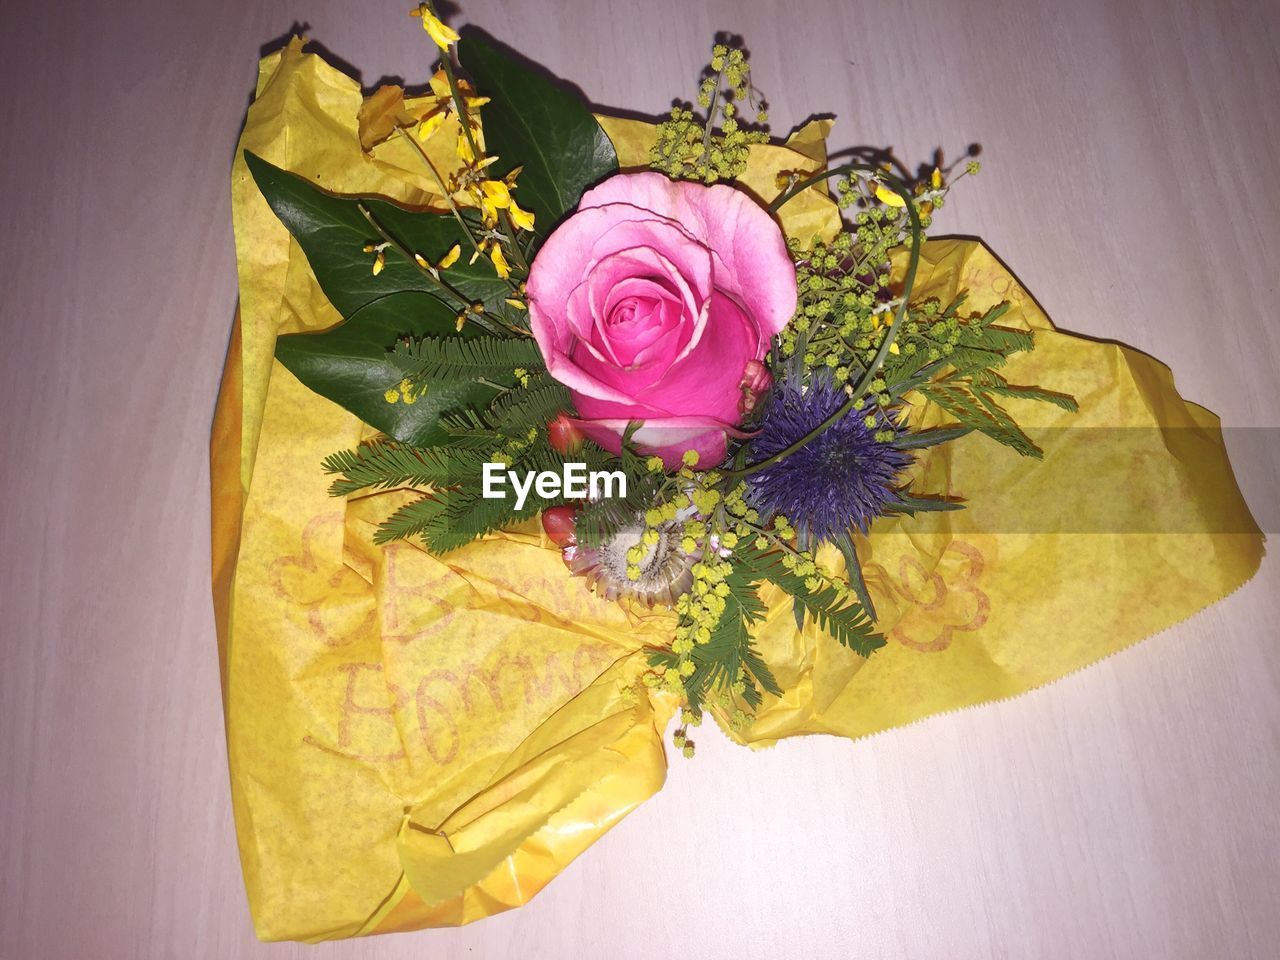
372 494 452 544
740 547 884 657
388 335 545 384
322 439 481 496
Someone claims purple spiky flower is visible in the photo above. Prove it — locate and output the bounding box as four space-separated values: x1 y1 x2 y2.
746 377 912 542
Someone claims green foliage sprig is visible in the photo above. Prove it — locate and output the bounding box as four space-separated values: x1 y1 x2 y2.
650 41 769 183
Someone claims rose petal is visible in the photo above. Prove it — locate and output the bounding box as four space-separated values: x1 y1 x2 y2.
529 202 711 356
577 172 796 339
571 415 749 470
635 291 760 423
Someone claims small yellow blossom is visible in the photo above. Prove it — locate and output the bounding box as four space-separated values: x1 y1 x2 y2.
508 200 535 231
409 3 459 50
874 182 905 208
456 127 477 163
372 250 386 275
489 243 511 278
417 110 448 141
478 180 513 221
438 243 461 269
416 71 487 141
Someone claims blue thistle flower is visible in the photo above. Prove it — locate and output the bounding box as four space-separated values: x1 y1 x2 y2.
746 378 912 542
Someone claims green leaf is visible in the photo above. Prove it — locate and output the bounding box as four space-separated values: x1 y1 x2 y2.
373 494 452 545
244 151 509 316
388 335 545 384
885 492 966 515
486 375 572 429
459 32 618 229
978 379 1080 412
834 532 877 621
919 381 1043 458
322 439 483 497
891 425 973 450
274 291 496 447
390 483 538 552
740 546 885 657
650 564 780 713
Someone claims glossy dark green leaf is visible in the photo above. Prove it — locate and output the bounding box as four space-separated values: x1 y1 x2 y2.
243 151 509 317
275 290 496 447
459 32 618 230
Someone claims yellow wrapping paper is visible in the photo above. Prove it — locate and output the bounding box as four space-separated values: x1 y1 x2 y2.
212 40 1265 942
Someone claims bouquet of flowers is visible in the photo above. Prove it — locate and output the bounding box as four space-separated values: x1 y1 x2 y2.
215 3 1261 941
247 5 1077 744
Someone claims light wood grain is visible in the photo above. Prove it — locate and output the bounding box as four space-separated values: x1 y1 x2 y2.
2 0 1278 956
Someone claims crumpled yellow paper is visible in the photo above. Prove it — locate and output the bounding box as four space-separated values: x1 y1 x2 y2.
212 39 1265 942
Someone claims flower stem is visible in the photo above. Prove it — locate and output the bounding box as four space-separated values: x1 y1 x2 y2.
429 31 532 282
393 124 485 258
497 209 531 274
726 168 923 479
357 202 523 336
437 37 483 167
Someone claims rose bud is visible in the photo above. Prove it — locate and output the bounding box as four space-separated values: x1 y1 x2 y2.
738 359 773 414
547 412 585 454
541 505 579 547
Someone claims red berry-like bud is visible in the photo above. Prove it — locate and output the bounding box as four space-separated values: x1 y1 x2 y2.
547 412 585 454
738 359 773 414
541 505 578 547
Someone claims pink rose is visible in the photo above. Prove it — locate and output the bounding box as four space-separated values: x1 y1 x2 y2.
526 172 796 468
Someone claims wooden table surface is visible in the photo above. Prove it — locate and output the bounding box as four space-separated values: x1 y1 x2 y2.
2 0 1278 956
